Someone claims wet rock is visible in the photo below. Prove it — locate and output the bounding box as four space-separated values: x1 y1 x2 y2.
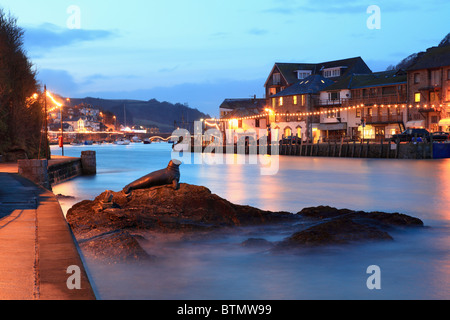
66 184 424 262
277 218 393 249
67 183 294 262
78 230 154 263
241 238 274 248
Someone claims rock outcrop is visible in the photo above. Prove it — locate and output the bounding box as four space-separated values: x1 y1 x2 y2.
66 184 424 262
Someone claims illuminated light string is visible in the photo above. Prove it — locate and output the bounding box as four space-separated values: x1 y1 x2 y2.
206 103 450 123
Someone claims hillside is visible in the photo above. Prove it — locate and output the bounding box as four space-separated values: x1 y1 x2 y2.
387 32 450 71
66 97 210 133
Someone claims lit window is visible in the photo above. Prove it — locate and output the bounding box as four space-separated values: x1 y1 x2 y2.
415 93 421 103
293 95 298 105
272 98 276 108
279 97 283 106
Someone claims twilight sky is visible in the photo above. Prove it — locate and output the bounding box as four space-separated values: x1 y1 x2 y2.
1 0 449 117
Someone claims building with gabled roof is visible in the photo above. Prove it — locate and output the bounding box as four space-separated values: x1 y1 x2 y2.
264 56 372 99
406 45 450 132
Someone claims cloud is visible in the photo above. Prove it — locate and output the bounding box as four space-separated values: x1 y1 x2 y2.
23 23 117 50
36 69 80 96
262 0 420 16
248 28 269 36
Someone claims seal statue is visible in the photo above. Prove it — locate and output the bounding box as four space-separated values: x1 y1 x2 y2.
123 160 181 194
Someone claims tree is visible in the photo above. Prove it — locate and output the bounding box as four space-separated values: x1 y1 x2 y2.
0 9 45 159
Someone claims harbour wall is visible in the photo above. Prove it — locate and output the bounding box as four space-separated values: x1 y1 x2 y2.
18 151 97 190
189 141 450 160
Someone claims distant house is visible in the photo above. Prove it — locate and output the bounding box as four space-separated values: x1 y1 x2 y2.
219 97 267 143
406 45 450 132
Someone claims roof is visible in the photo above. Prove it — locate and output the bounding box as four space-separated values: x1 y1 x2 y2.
265 57 372 87
406 45 450 71
271 75 335 97
219 98 266 110
325 69 407 91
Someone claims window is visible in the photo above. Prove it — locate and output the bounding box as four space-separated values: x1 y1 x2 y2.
328 92 339 101
301 95 306 106
284 127 292 137
273 73 281 85
430 91 439 103
447 69 450 80
272 98 276 108
414 73 420 84
296 70 312 79
367 108 373 116
293 95 298 105
255 119 260 128
279 97 283 106
238 120 243 128
323 67 341 78
415 93 421 102
431 116 438 124
431 70 441 86
356 109 361 118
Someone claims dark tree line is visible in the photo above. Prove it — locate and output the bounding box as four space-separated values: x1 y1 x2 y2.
0 9 46 160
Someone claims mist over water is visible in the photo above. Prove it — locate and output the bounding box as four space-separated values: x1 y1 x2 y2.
52 144 450 300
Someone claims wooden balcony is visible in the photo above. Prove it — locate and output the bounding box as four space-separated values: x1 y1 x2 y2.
365 114 404 124
349 94 407 106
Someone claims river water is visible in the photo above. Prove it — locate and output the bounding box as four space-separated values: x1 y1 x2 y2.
52 143 450 300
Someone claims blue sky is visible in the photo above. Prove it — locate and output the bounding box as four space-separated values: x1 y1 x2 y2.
1 0 449 116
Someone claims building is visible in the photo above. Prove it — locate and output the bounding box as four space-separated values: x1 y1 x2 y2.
264 57 372 142
269 75 335 142
406 45 450 132
264 57 372 100
219 98 267 144
320 69 408 141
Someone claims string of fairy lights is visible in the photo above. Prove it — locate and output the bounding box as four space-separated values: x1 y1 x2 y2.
205 103 450 124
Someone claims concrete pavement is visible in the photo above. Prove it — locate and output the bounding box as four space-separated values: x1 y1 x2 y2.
0 162 96 300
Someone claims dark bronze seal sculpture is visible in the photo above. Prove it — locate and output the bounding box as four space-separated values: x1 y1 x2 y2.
123 160 181 194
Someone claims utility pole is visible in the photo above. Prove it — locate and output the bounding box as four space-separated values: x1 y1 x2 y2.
60 104 64 156
44 85 50 160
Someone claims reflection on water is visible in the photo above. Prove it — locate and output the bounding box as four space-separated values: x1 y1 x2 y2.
52 144 450 299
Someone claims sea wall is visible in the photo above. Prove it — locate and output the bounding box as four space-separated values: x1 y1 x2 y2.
191 141 449 159
18 151 97 190
48 158 83 186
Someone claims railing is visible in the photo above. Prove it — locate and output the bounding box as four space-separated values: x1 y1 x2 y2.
365 114 404 123
315 98 350 107
348 94 407 106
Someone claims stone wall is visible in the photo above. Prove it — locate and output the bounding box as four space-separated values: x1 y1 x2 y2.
18 151 97 190
18 159 50 190
48 159 82 186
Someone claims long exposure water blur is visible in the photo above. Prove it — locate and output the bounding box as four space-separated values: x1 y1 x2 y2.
52 143 450 300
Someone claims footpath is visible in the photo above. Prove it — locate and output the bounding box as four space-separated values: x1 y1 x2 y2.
0 161 96 300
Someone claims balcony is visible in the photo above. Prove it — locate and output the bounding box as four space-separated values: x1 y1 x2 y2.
315 98 350 107
349 94 407 106
365 114 404 124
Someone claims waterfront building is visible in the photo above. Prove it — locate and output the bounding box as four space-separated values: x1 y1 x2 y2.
321 69 408 141
264 57 372 142
406 45 450 132
219 98 267 144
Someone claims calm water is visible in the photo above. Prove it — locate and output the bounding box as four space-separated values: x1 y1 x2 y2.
52 144 450 300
